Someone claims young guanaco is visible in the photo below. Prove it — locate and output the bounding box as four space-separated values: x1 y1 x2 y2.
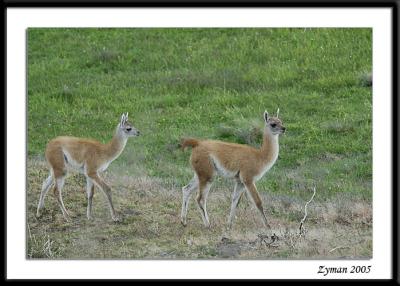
36 113 140 221
180 109 285 228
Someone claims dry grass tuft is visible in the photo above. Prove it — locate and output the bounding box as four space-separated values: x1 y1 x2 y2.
27 223 64 259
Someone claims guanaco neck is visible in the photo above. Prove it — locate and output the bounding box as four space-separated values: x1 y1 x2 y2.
105 125 128 161
260 127 279 160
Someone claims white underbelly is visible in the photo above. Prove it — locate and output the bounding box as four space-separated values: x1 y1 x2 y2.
210 155 237 178
62 149 85 173
62 149 113 174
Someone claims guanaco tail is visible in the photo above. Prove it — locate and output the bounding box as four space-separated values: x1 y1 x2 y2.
36 113 140 222
180 109 285 229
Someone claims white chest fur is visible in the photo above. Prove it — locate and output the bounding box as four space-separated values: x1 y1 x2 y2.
254 152 279 182
254 136 279 182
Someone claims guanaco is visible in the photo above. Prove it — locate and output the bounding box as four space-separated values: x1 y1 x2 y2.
36 113 140 221
180 109 285 229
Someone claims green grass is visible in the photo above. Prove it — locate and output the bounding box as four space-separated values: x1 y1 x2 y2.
27 28 372 259
28 28 372 200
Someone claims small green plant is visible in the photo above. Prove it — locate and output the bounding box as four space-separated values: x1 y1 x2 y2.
358 72 372 87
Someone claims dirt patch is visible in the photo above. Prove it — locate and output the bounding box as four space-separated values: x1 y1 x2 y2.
27 158 372 259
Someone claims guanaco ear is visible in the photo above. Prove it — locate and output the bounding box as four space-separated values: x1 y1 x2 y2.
120 113 126 126
264 110 269 122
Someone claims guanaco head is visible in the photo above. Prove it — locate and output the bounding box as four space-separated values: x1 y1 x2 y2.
264 109 286 135
118 112 140 137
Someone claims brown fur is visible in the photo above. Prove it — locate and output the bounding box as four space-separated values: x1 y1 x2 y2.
45 134 126 177
189 138 278 182
181 112 285 228
180 138 199 150
37 113 139 221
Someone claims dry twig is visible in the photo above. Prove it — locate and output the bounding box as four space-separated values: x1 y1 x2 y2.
299 186 316 235
328 246 351 253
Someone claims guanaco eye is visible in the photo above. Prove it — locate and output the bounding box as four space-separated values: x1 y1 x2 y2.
126 127 132 132
270 123 277 128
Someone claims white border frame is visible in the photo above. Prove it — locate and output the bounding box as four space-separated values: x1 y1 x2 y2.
7 8 393 279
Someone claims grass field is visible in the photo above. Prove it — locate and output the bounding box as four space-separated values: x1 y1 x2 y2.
27 28 372 259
